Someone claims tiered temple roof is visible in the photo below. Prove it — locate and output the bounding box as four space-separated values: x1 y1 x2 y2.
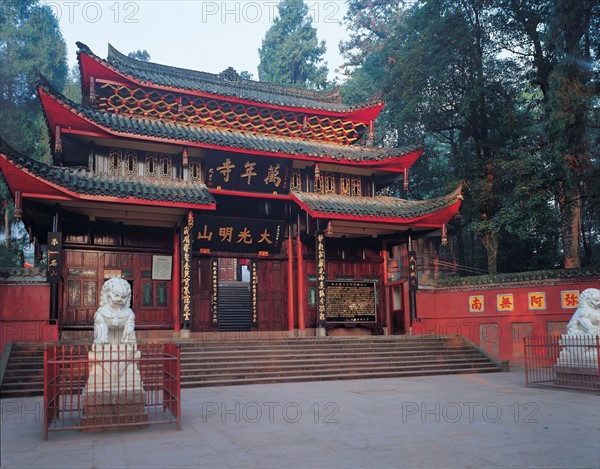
0 139 215 210
0 42 462 232
292 187 463 227
77 42 384 118
39 79 423 171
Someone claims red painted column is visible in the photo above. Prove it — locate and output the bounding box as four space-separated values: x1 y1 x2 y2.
287 236 295 331
382 246 390 335
296 235 306 331
172 229 181 333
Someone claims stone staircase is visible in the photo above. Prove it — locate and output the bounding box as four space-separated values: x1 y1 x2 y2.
179 335 503 388
217 281 252 332
1 343 45 399
0 335 504 398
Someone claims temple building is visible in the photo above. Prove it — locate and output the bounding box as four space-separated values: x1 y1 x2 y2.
0 43 462 339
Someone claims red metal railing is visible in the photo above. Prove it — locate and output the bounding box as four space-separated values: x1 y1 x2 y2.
43 343 180 440
524 335 600 391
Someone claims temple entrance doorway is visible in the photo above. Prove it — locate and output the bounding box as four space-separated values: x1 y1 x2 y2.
217 258 252 331
389 282 406 335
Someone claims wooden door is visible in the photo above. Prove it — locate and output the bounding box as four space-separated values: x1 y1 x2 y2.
219 258 237 281
257 260 287 331
62 250 100 326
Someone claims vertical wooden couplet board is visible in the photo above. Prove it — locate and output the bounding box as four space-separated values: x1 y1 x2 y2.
211 258 218 326
46 232 62 283
180 212 193 328
316 232 326 327
250 260 258 327
408 250 418 291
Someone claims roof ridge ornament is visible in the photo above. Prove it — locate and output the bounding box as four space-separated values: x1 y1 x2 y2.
219 67 240 82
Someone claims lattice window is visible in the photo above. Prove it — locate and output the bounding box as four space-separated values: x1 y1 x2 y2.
190 158 202 182
314 175 323 194
124 150 138 177
340 175 351 196
351 176 362 196
290 171 302 191
97 82 366 145
324 174 336 194
108 149 122 175
159 154 172 179
145 153 158 178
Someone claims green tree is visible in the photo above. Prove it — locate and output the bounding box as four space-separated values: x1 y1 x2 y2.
492 0 599 268
0 0 67 161
342 0 563 274
340 0 412 70
63 63 82 104
0 0 67 262
258 0 329 89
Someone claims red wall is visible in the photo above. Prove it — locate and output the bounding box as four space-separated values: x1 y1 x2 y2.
414 279 599 364
0 283 56 355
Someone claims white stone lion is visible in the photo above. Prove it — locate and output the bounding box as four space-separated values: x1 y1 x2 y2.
93 278 136 344
566 288 600 336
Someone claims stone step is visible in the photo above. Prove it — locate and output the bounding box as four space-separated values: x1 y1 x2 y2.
181 366 502 388
179 343 473 353
180 347 481 359
1 336 503 398
181 352 492 366
181 360 494 379
181 354 490 369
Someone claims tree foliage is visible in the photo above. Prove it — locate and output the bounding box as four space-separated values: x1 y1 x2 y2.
258 0 329 89
342 0 599 273
0 0 67 162
0 0 67 264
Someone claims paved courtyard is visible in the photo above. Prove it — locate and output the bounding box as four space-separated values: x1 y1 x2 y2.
1 370 599 468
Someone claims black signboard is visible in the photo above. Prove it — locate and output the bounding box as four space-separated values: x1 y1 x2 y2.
181 213 193 326
193 215 284 255
408 250 418 291
326 281 377 322
46 232 62 284
206 153 291 194
316 232 326 326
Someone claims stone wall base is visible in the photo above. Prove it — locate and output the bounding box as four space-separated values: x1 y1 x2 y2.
554 366 600 390
81 391 147 431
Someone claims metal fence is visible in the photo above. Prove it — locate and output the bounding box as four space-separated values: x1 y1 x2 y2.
43 342 180 440
524 335 599 391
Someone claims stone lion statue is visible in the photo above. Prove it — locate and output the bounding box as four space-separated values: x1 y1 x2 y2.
566 288 600 336
93 278 136 344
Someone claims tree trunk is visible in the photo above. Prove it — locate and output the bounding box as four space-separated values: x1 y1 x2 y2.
558 183 582 268
481 230 498 275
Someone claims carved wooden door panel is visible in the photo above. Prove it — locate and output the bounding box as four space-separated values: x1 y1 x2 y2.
62 250 100 326
257 260 287 332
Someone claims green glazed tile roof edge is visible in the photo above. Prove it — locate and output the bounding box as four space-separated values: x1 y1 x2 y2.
0 138 215 206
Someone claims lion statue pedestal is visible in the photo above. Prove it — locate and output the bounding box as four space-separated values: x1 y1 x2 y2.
81 278 147 430
555 288 600 389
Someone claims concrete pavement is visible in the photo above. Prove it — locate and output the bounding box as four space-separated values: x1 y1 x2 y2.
1 371 599 468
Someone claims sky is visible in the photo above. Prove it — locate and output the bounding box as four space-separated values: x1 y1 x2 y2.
43 0 351 82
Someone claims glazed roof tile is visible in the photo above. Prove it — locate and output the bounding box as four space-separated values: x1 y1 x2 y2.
77 42 382 113
0 138 215 206
39 80 423 167
292 188 463 220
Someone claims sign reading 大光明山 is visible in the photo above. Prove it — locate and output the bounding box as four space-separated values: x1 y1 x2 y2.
193 215 284 255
